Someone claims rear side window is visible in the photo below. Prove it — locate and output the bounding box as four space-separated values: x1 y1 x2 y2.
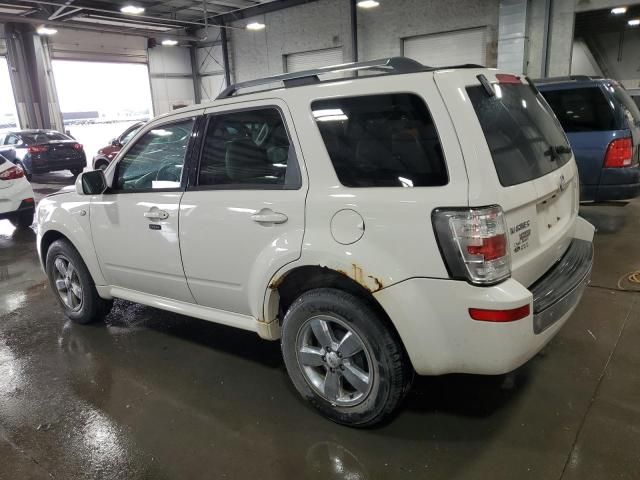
540 87 616 132
467 83 572 187
198 108 301 189
311 94 448 188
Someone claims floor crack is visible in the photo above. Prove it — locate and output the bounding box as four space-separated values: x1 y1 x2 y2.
558 294 638 479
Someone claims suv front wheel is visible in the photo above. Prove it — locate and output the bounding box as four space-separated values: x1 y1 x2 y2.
281 288 413 427
45 239 113 324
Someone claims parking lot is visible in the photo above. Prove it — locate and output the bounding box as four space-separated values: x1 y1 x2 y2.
0 173 639 479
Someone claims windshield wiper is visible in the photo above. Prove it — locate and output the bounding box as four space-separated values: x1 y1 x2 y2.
544 145 572 160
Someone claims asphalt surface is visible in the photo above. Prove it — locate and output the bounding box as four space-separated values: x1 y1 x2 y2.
1 171 640 479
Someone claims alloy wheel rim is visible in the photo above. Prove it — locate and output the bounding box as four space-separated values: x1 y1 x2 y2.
296 315 374 407
52 255 83 312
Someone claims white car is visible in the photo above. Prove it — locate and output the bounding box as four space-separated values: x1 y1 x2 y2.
0 154 35 228
36 58 595 426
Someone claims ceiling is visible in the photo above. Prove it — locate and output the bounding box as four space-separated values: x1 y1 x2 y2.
575 6 640 36
0 0 299 37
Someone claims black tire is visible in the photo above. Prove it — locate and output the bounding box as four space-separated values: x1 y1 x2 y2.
281 288 413 427
9 210 34 229
70 168 83 176
45 239 113 324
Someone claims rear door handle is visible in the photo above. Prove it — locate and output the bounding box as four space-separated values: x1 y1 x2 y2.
144 209 169 220
251 208 288 225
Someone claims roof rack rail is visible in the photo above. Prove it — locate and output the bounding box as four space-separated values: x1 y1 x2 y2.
217 56 426 99
533 75 598 83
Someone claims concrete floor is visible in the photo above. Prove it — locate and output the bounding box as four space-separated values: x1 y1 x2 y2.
2 172 640 480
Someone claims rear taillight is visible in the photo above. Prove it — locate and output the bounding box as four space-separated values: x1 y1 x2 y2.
73 143 83 151
28 145 48 154
604 137 633 168
432 205 511 285
0 165 25 180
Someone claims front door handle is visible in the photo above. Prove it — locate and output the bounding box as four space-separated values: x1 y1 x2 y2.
144 209 169 220
251 208 288 225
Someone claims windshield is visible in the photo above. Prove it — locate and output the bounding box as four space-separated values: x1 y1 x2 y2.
467 83 572 187
21 131 70 144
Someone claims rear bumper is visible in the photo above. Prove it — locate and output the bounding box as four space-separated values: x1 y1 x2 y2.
589 165 640 201
374 218 595 376
0 199 35 220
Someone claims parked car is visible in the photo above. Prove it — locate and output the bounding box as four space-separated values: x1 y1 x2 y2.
536 77 640 202
36 58 594 427
0 130 86 181
0 154 35 228
92 121 145 170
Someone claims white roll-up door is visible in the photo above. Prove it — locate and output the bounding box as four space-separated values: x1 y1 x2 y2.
403 28 487 68
50 29 147 63
285 47 344 73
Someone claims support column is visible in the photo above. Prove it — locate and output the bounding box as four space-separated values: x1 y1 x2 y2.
220 22 231 87
350 0 358 62
4 23 63 131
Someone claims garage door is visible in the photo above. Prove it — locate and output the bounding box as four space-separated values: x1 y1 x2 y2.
403 28 487 68
285 47 343 73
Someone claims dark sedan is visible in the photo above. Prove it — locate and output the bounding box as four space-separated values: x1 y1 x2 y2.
0 130 86 181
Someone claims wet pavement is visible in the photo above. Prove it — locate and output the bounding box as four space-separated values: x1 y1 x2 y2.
2 174 640 479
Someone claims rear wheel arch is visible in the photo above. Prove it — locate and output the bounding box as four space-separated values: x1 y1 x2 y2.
267 266 408 356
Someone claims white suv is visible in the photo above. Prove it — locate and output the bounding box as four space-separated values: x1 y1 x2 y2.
0 154 35 228
37 58 594 426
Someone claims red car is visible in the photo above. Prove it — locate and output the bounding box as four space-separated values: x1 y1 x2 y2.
92 121 144 170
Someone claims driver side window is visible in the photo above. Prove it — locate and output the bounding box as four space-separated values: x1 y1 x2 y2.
114 119 195 191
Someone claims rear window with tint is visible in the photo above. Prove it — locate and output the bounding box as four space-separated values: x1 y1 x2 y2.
540 87 616 132
311 94 448 188
21 132 70 144
467 83 572 187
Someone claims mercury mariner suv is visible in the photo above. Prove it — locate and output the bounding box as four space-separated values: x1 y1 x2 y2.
37 58 595 427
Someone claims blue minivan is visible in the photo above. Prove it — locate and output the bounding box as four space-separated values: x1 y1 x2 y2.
536 77 640 202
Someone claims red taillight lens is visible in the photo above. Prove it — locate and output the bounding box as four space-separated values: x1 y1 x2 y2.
467 234 507 262
469 304 531 322
28 145 48 154
73 143 83 151
604 137 633 168
0 165 25 180
495 73 522 84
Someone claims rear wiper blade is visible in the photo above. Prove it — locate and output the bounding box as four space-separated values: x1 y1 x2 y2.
544 145 572 160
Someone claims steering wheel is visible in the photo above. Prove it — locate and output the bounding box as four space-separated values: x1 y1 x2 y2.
156 163 181 182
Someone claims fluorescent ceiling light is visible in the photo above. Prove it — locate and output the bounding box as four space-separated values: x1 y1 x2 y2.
161 39 178 46
120 5 145 14
246 22 266 31
628 18 640 25
611 7 627 14
36 26 58 35
357 0 380 8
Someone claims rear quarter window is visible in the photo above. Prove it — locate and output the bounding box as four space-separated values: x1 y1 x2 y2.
540 87 617 132
311 94 448 188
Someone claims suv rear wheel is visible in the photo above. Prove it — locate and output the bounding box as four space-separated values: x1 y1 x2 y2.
281 288 412 427
45 239 113 324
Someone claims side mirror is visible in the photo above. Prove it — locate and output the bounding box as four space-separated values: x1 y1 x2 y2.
111 138 121 147
75 170 107 195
